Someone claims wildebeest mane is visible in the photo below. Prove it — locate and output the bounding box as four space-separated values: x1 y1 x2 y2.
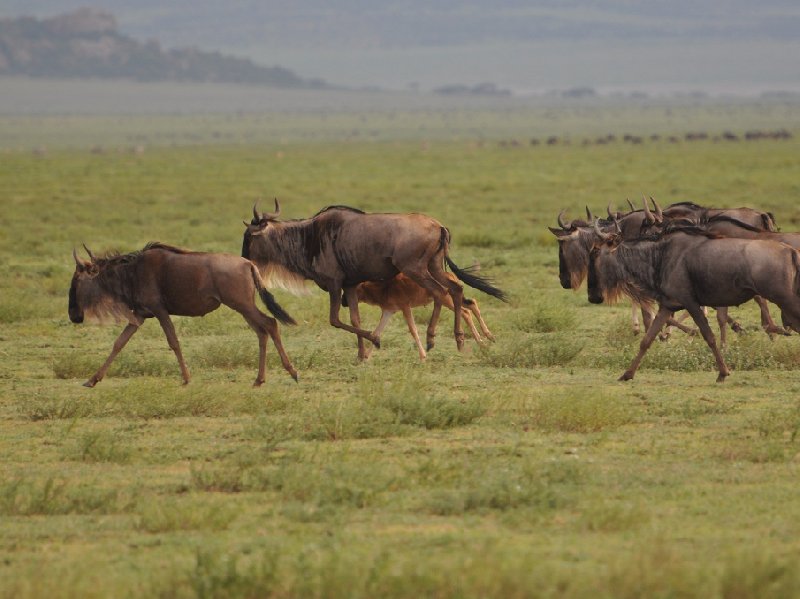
700 214 765 233
313 205 365 217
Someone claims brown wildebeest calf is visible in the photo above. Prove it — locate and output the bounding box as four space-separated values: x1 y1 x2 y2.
68 242 298 387
346 273 495 360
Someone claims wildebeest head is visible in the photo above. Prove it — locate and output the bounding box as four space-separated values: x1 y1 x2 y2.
587 219 623 304
241 198 282 260
69 247 99 323
548 210 595 289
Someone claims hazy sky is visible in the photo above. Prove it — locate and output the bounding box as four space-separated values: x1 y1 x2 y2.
2 1 799 93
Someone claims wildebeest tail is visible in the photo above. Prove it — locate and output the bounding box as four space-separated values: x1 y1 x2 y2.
250 264 297 325
440 228 508 302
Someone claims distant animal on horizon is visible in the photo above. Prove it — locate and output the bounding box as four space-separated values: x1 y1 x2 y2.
68 242 298 387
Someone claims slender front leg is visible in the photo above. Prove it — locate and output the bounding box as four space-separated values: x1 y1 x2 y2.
328 288 380 347
343 287 366 360
84 323 139 387
155 312 190 384
715 307 728 347
426 301 443 351
620 307 673 381
365 310 395 359
631 303 641 335
402 306 427 360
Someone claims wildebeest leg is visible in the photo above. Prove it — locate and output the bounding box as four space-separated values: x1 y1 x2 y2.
684 303 731 383
632 303 642 335
754 296 789 337
238 309 298 384
343 287 367 360
428 262 465 350
465 298 494 341
327 287 380 348
83 323 139 387
426 302 442 351
155 312 191 384
401 306 427 360
435 291 483 345
716 308 728 347
619 307 673 381
401 270 452 346
365 310 395 359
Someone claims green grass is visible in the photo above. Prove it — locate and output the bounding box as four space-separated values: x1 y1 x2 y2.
2 102 800 597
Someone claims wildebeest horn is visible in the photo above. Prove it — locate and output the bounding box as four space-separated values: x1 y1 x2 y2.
262 198 281 220
650 196 663 221
73 247 82 266
613 215 622 234
585 206 594 220
626 198 636 213
593 218 612 240
252 202 260 221
82 244 96 261
557 209 570 229
607 203 615 219
642 196 655 224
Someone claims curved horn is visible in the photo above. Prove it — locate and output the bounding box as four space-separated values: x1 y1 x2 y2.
73 248 82 266
642 196 655 224
594 218 612 241
626 198 636 213
650 196 663 221
585 205 594 220
262 198 281 220
557 209 569 229
607 203 616 219
613 215 622 234
253 202 260 221
82 244 96 261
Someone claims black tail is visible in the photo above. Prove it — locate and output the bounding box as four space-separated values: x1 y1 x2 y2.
445 256 508 303
250 265 296 325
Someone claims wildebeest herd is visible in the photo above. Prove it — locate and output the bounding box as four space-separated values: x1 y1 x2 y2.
69 201 506 386
69 196 799 386
550 197 800 382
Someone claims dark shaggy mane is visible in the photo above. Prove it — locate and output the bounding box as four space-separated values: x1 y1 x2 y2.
143 241 196 254
93 242 195 267
666 201 704 210
627 222 722 243
313 205 365 217
701 214 765 233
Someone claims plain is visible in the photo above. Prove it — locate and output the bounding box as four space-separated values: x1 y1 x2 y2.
2 101 800 598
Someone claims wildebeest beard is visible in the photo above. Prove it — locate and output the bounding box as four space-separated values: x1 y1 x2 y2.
591 241 665 309
76 251 142 323
559 227 598 290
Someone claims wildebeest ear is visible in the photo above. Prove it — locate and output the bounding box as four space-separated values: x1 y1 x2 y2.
548 226 569 237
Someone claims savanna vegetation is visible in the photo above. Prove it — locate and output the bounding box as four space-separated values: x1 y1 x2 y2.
2 99 800 598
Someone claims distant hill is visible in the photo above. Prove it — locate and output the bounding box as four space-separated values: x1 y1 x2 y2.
0 8 328 88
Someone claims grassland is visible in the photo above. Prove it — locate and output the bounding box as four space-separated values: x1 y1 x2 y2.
2 102 800 598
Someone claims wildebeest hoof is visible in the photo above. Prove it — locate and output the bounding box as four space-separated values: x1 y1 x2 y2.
618 371 634 381
82 379 97 388
370 336 381 349
291 371 299 383
716 373 729 383
253 379 264 387
426 341 434 351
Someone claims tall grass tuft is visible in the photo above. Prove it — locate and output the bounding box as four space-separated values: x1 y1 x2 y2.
515 390 636 433
0 476 137 516
479 332 584 368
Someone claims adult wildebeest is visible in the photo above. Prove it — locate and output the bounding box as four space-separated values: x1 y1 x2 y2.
346 272 495 360
587 222 800 382
242 201 507 360
68 242 298 387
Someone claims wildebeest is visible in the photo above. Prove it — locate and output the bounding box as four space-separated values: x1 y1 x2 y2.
69 242 298 387
242 200 507 360
587 223 800 382
346 273 495 360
